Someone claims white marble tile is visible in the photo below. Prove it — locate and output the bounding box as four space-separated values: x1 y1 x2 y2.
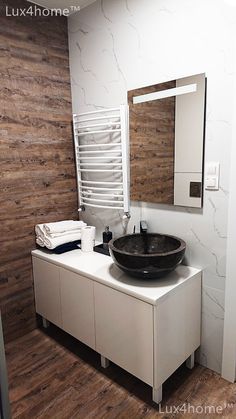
198 286 225 374
82 202 141 241
68 0 235 373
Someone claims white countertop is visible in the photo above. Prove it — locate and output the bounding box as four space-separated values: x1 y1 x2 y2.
32 248 201 306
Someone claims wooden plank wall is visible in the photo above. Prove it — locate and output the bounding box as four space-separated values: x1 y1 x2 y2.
128 81 176 205
0 0 78 342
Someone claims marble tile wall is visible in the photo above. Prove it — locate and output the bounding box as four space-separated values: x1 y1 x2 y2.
68 0 236 373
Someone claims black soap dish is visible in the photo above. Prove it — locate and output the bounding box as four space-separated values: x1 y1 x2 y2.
94 243 110 256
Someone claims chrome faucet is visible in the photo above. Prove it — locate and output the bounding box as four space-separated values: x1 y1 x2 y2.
140 220 148 234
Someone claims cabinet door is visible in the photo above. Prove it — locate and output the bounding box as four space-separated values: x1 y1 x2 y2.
32 257 62 327
60 269 95 350
154 273 201 388
94 283 153 386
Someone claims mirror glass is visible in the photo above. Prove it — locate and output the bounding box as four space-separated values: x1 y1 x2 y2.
128 73 206 208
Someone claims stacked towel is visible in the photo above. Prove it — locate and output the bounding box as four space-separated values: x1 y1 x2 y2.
35 220 87 250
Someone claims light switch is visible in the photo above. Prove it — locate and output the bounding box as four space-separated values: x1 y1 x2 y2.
206 177 216 188
205 162 220 190
207 165 216 175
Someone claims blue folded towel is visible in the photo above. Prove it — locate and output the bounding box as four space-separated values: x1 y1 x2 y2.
36 240 81 254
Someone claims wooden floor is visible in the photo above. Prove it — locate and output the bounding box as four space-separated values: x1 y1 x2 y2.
5 325 236 418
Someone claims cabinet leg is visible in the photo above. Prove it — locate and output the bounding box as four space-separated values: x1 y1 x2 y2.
152 385 162 404
101 355 110 368
42 317 50 329
186 352 195 369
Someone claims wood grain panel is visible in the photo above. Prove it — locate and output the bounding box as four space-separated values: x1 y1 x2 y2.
0 0 78 342
128 81 176 204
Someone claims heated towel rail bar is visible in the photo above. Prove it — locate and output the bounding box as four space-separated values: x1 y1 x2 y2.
73 106 130 215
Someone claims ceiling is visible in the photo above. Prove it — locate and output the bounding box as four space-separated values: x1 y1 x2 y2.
28 0 97 14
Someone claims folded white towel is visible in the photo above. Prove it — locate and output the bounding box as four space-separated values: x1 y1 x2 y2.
43 220 86 234
36 237 45 247
43 231 82 250
35 224 85 239
35 224 45 238
45 229 83 238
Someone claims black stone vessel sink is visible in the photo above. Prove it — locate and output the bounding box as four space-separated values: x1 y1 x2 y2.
109 233 186 279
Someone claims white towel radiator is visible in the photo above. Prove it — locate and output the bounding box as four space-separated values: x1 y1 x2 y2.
73 106 130 216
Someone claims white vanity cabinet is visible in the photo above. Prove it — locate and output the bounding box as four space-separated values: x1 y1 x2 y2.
33 258 96 349
32 257 62 328
94 282 154 386
32 249 201 404
60 269 95 350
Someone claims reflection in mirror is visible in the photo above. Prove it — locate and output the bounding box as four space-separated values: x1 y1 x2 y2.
128 73 206 208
